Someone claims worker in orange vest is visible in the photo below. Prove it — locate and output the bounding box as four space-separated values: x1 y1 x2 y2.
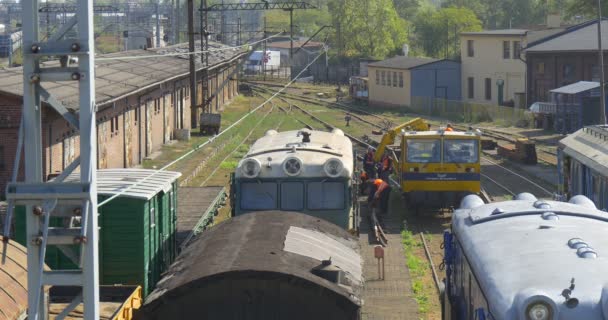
372 179 392 214
445 123 454 131
378 152 393 181
363 147 376 178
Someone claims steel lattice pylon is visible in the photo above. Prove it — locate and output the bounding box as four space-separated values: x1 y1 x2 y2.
3 0 100 318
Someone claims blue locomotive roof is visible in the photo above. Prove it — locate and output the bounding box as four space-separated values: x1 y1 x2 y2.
452 196 608 319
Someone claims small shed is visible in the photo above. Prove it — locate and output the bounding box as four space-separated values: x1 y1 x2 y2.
368 57 461 108
531 81 607 133
15 169 181 296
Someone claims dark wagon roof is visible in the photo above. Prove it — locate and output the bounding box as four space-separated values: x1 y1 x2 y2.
144 211 362 309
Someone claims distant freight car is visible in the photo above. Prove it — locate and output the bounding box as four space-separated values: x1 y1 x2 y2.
14 169 181 296
138 211 362 320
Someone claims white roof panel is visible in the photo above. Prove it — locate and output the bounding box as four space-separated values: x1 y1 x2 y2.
64 169 181 200
550 81 599 94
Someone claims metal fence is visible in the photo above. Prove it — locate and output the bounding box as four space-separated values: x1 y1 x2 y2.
408 96 535 128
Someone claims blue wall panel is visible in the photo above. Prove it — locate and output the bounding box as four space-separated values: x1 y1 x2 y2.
410 60 461 100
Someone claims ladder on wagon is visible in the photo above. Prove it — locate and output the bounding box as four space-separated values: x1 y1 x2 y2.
2 0 100 318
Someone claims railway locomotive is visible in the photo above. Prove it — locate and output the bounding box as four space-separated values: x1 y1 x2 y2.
231 128 357 231
376 119 482 208
442 193 608 320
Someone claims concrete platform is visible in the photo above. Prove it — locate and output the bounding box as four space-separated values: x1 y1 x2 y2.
358 198 419 319
177 186 226 249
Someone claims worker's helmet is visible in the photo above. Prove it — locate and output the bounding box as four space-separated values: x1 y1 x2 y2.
374 179 383 186
368 147 374 152
447 123 453 128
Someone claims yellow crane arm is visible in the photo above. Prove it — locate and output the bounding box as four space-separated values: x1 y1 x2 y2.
373 117 428 162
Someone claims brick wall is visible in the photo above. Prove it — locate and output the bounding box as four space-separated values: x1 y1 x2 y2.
0 60 241 197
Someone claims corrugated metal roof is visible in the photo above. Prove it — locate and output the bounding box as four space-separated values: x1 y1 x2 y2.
550 81 600 94
460 29 528 36
368 56 439 70
284 226 362 282
559 125 608 174
0 41 247 112
526 19 608 52
63 169 181 200
0 236 49 320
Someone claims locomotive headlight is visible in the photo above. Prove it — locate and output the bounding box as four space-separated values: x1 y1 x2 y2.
526 302 552 320
283 157 303 176
241 158 261 178
323 158 344 178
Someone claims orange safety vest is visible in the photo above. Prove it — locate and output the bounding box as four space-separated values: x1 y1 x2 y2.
445 127 454 131
374 181 390 200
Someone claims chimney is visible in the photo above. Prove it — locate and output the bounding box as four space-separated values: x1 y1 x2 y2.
402 44 409 56
547 14 561 29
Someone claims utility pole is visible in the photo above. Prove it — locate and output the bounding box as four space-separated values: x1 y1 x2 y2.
155 1 161 47
9 0 100 318
200 0 210 113
598 0 607 124
237 17 241 46
263 16 267 81
188 0 197 127
176 0 181 43
289 8 294 79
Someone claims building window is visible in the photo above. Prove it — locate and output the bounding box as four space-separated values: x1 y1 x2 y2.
381 71 386 86
0 146 4 170
393 72 398 87
134 108 138 123
399 72 404 87
110 116 119 136
467 77 474 99
467 40 474 57
485 78 492 100
503 41 510 59
537 62 545 74
513 41 521 59
376 70 379 85
563 63 575 82
387 71 392 86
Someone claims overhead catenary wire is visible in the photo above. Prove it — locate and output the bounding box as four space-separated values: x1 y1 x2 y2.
96 32 284 61
97 44 328 208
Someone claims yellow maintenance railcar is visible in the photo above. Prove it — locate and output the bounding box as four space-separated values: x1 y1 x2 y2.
375 120 482 208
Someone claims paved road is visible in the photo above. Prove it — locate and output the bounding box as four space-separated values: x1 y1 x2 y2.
359 198 420 320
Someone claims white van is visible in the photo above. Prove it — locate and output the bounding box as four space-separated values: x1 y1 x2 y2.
245 50 281 72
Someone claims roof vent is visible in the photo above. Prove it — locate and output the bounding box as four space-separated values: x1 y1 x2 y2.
311 259 346 284
569 195 597 209
568 238 588 249
541 212 559 221
577 247 598 259
515 192 537 201
491 208 506 215
534 200 551 209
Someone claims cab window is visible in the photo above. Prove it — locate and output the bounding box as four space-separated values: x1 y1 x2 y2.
443 139 479 164
281 182 304 210
406 139 441 163
240 182 277 210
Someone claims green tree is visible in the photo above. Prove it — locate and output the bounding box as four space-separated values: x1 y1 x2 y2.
328 0 408 58
565 0 608 19
441 0 543 28
412 7 482 59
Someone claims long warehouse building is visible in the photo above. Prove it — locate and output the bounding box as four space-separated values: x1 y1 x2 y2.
0 42 246 194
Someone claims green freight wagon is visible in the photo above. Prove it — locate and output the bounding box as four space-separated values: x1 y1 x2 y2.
15 169 181 296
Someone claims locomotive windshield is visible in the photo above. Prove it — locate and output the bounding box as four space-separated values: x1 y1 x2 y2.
239 180 345 211
443 139 479 164
240 182 277 210
406 139 441 163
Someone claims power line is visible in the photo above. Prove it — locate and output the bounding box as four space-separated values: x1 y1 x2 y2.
95 32 284 61
97 44 328 208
